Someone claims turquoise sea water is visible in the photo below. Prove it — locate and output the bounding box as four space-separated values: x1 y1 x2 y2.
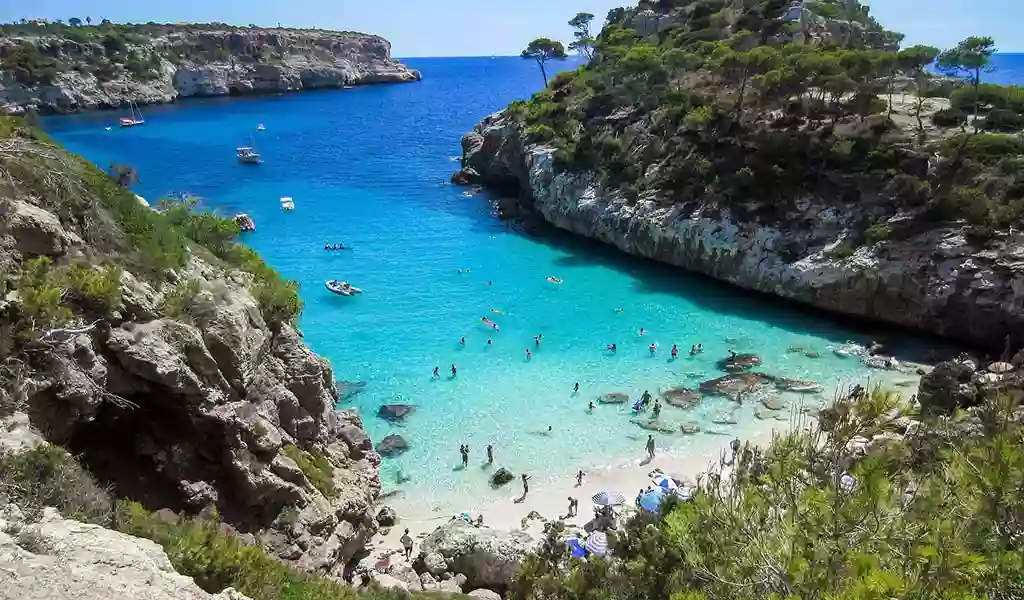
45 57 952 510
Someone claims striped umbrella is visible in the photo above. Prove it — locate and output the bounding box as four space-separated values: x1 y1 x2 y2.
591 491 626 506
584 531 609 556
651 472 678 492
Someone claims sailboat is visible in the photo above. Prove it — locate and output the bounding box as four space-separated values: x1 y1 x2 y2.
119 100 145 128
237 134 261 164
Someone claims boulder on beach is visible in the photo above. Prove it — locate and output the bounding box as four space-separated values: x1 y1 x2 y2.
490 467 515 487
700 372 773 401
598 392 629 404
376 434 410 457
662 387 702 409
680 422 701 435
760 396 787 411
716 353 762 373
630 419 676 433
378 404 415 421
711 410 739 425
376 506 397 527
420 520 536 591
774 378 824 393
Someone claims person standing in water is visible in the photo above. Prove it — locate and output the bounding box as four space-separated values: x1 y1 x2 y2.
587 401 595 412
451 364 458 377
652 401 662 420
433 366 439 378
486 444 494 464
525 349 532 360
573 382 580 394
459 337 465 345
646 435 656 459
460 444 469 468
639 328 646 336
671 344 678 359
649 343 657 355
521 473 531 497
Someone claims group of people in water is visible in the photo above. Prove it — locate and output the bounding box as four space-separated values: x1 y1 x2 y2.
323 242 350 251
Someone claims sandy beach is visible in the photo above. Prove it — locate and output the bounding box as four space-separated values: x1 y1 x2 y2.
366 420 797 558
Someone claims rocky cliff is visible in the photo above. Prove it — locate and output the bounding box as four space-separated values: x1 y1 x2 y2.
0 24 420 114
0 118 381 573
455 1 1024 352
458 113 1024 351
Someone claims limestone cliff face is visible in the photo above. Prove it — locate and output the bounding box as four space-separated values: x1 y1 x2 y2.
0 27 420 115
1 174 380 574
459 113 1024 350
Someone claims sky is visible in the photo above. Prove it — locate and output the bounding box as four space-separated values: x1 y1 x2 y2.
1 0 1022 57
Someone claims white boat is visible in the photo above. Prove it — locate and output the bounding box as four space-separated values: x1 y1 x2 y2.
237 147 261 164
234 213 256 232
325 280 362 296
257 123 266 131
280 196 295 211
119 100 145 127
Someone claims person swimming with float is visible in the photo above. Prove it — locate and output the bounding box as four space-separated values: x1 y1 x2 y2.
606 343 617 352
639 328 646 336
546 276 563 284
690 344 698 356
490 308 504 315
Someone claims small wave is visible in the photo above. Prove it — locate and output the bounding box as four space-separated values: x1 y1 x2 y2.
448 155 461 162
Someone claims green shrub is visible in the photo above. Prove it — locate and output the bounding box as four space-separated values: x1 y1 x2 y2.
825 240 856 259
65 263 122 313
981 108 1024 132
281 445 335 498
525 123 556 143
682 105 714 131
0 445 112 526
933 185 992 224
864 222 892 244
931 107 967 128
160 278 202 318
942 133 1024 164
16 257 72 334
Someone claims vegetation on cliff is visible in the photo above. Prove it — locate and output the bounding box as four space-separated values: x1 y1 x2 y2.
507 0 1024 242
513 387 1024 599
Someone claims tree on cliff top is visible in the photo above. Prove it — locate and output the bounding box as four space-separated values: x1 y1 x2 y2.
568 13 596 60
938 36 997 132
521 38 567 87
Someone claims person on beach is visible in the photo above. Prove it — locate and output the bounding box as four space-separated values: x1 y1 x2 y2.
588 401 595 412
573 382 580 394
400 529 413 559
460 444 469 468
487 444 494 464
451 364 458 376
671 344 678 359
646 435 656 459
521 473 531 497
433 366 439 378
635 489 644 509
525 349 532 360
567 496 579 517
575 470 585 487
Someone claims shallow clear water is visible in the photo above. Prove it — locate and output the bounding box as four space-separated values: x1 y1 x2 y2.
46 57 940 510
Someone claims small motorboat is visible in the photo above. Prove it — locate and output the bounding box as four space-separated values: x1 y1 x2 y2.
234 213 256 232
237 147 261 164
280 196 295 211
257 123 266 131
326 280 362 296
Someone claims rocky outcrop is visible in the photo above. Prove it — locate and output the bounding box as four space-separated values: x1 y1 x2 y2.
1 190 381 574
419 521 536 591
0 504 250 600
458 113 1024 350
1 26 420 115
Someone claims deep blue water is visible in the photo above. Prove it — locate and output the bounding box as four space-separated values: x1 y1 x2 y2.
45 56 951 512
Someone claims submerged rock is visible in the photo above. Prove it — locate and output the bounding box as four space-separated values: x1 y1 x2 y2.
378 404 416 421
490 467 515 487
662 387 702 409
774 378 824 393
716 353 763 373
680 423 701 435
598 392 630 404
375 434 410 458
630 419 675 433
760 396 787 411
700 373 773 401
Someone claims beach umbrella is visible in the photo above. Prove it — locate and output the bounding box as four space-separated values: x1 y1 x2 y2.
651 472 678 492
566 537 587 558
640 489 666 513
591 491 626 506
584 531 609 557
988 361 1014 374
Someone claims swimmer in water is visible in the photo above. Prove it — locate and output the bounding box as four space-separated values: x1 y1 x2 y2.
490 308 503 315
458 268 463 274
587 401 595 412
607 343 617 352
460 337 466 345
639 328 646 336
324 242 330 250
525 349 532 360
671 344 679 359
487 338 492 345
534 335 542 346
433 367 439 378
492 323 500 331
573 382 580 394
614 308 624 313
451 364 458 376
690 344 698 356
697 344 703 353
649 343 657 355
488 280 493 286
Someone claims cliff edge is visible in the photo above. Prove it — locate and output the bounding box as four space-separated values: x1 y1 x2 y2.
0 23 421 114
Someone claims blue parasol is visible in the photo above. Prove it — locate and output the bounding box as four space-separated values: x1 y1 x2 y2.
640 489 666 513
566 538 586 558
